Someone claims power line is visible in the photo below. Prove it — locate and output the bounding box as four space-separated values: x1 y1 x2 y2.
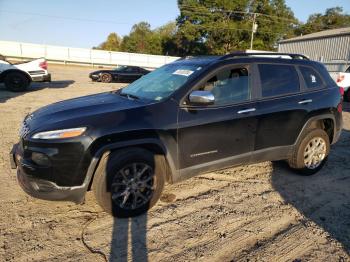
178 4 298 23
0 9 291 36
0 10 133 25
181 23 287 36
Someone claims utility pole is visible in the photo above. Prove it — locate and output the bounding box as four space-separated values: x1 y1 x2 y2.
250 13 258 50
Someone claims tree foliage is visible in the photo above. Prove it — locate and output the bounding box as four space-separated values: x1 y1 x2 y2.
118 22 177 55
94 3 349 56
176 0 298 55
296 7 350 36
94 33 121 51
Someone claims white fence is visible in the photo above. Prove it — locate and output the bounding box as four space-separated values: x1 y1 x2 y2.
0 40 180 68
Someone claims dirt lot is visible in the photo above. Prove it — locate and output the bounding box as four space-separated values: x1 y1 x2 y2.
0 64 349 262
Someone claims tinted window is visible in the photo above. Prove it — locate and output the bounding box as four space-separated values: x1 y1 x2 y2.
199 67 250 105
258 64 299 97
346 66 350 73
124 67 136 72
299 66 324 89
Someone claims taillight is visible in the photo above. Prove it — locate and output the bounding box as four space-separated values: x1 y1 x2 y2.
337 103 343 113
39 61 47 70
337 74 345 83
338 87 344 113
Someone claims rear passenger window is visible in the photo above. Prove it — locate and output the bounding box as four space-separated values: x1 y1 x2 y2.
299 66 324 89
258 64 299 97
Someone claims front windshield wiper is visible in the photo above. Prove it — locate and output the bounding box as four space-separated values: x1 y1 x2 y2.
119 92 140 100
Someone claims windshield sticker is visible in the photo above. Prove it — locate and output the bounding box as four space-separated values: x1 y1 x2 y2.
173 69 194 77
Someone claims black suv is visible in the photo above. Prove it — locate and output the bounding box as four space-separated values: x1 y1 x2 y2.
10 52 343 217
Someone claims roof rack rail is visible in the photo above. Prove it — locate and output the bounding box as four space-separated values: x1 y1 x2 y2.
219 52 309 61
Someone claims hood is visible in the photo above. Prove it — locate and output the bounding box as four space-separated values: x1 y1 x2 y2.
90 70 110 75
25 92 147 134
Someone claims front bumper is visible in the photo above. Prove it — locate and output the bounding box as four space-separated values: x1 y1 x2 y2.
89 74 99 81
10 143 86 203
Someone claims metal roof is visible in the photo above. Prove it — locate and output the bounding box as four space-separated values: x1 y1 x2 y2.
280 27 350 43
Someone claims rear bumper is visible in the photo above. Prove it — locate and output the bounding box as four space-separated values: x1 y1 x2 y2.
31 73 51 82
10 143 86 203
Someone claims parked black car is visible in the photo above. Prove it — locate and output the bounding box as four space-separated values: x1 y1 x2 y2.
11 52 343 217
89 65 150 83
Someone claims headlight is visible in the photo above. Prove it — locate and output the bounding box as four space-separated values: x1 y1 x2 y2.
32 127 87 140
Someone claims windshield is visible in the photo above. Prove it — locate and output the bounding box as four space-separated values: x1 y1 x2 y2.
120 63 203 101
346 66 350 73
114 65 127 71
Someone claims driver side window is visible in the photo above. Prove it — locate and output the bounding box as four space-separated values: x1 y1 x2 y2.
199 66 251 105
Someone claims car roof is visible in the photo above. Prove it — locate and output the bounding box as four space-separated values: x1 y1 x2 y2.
172 54 318 68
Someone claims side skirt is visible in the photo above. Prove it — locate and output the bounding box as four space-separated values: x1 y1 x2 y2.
174 145 292 183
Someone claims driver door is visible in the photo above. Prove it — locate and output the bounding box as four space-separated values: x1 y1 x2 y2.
177 64 258 178
120 67 141 82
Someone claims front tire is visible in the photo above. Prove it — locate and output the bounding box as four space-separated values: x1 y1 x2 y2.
4 72 30 92
288 129 330 176
93 148 166 217
100 73 112 83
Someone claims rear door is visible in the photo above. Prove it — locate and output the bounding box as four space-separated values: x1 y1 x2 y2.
254 63 310 152
177 64 258 175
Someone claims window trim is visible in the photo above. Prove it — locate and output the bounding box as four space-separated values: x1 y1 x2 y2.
180 63 256 109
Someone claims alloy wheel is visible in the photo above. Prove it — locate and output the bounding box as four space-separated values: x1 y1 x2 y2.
303 137 327 169
111 163 155 210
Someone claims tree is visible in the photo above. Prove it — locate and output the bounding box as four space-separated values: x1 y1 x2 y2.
119 21 179 55
176 0 298 55
297 7 350 35
155 22 178 55
120 22 153 53
94 33 122 51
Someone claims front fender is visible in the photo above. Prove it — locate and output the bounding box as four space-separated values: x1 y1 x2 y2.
83 137 178 192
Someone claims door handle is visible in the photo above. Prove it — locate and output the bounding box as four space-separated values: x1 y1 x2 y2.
298 99 313 104
237 108 256 114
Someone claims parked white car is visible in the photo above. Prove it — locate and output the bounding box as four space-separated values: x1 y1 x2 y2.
0 56 51 91
334 65 350 101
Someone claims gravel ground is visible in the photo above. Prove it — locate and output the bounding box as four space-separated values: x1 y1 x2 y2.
0 64 349 262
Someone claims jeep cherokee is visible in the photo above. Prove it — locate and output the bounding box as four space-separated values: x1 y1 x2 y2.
10 52 343 217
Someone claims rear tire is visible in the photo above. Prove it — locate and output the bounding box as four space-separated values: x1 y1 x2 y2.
100 73 112 83
288 129 330 176
4 72 30 92
93 148 166 217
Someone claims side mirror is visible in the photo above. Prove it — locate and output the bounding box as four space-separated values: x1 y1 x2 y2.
188 90 215 105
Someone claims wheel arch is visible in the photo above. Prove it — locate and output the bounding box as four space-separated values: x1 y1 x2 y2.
86 139 176 191
295 114 336 145
0 69 32 83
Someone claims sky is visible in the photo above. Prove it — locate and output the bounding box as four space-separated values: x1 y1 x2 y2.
0 0 349 48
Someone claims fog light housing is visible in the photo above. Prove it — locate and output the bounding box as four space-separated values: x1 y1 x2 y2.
32 152 50 167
